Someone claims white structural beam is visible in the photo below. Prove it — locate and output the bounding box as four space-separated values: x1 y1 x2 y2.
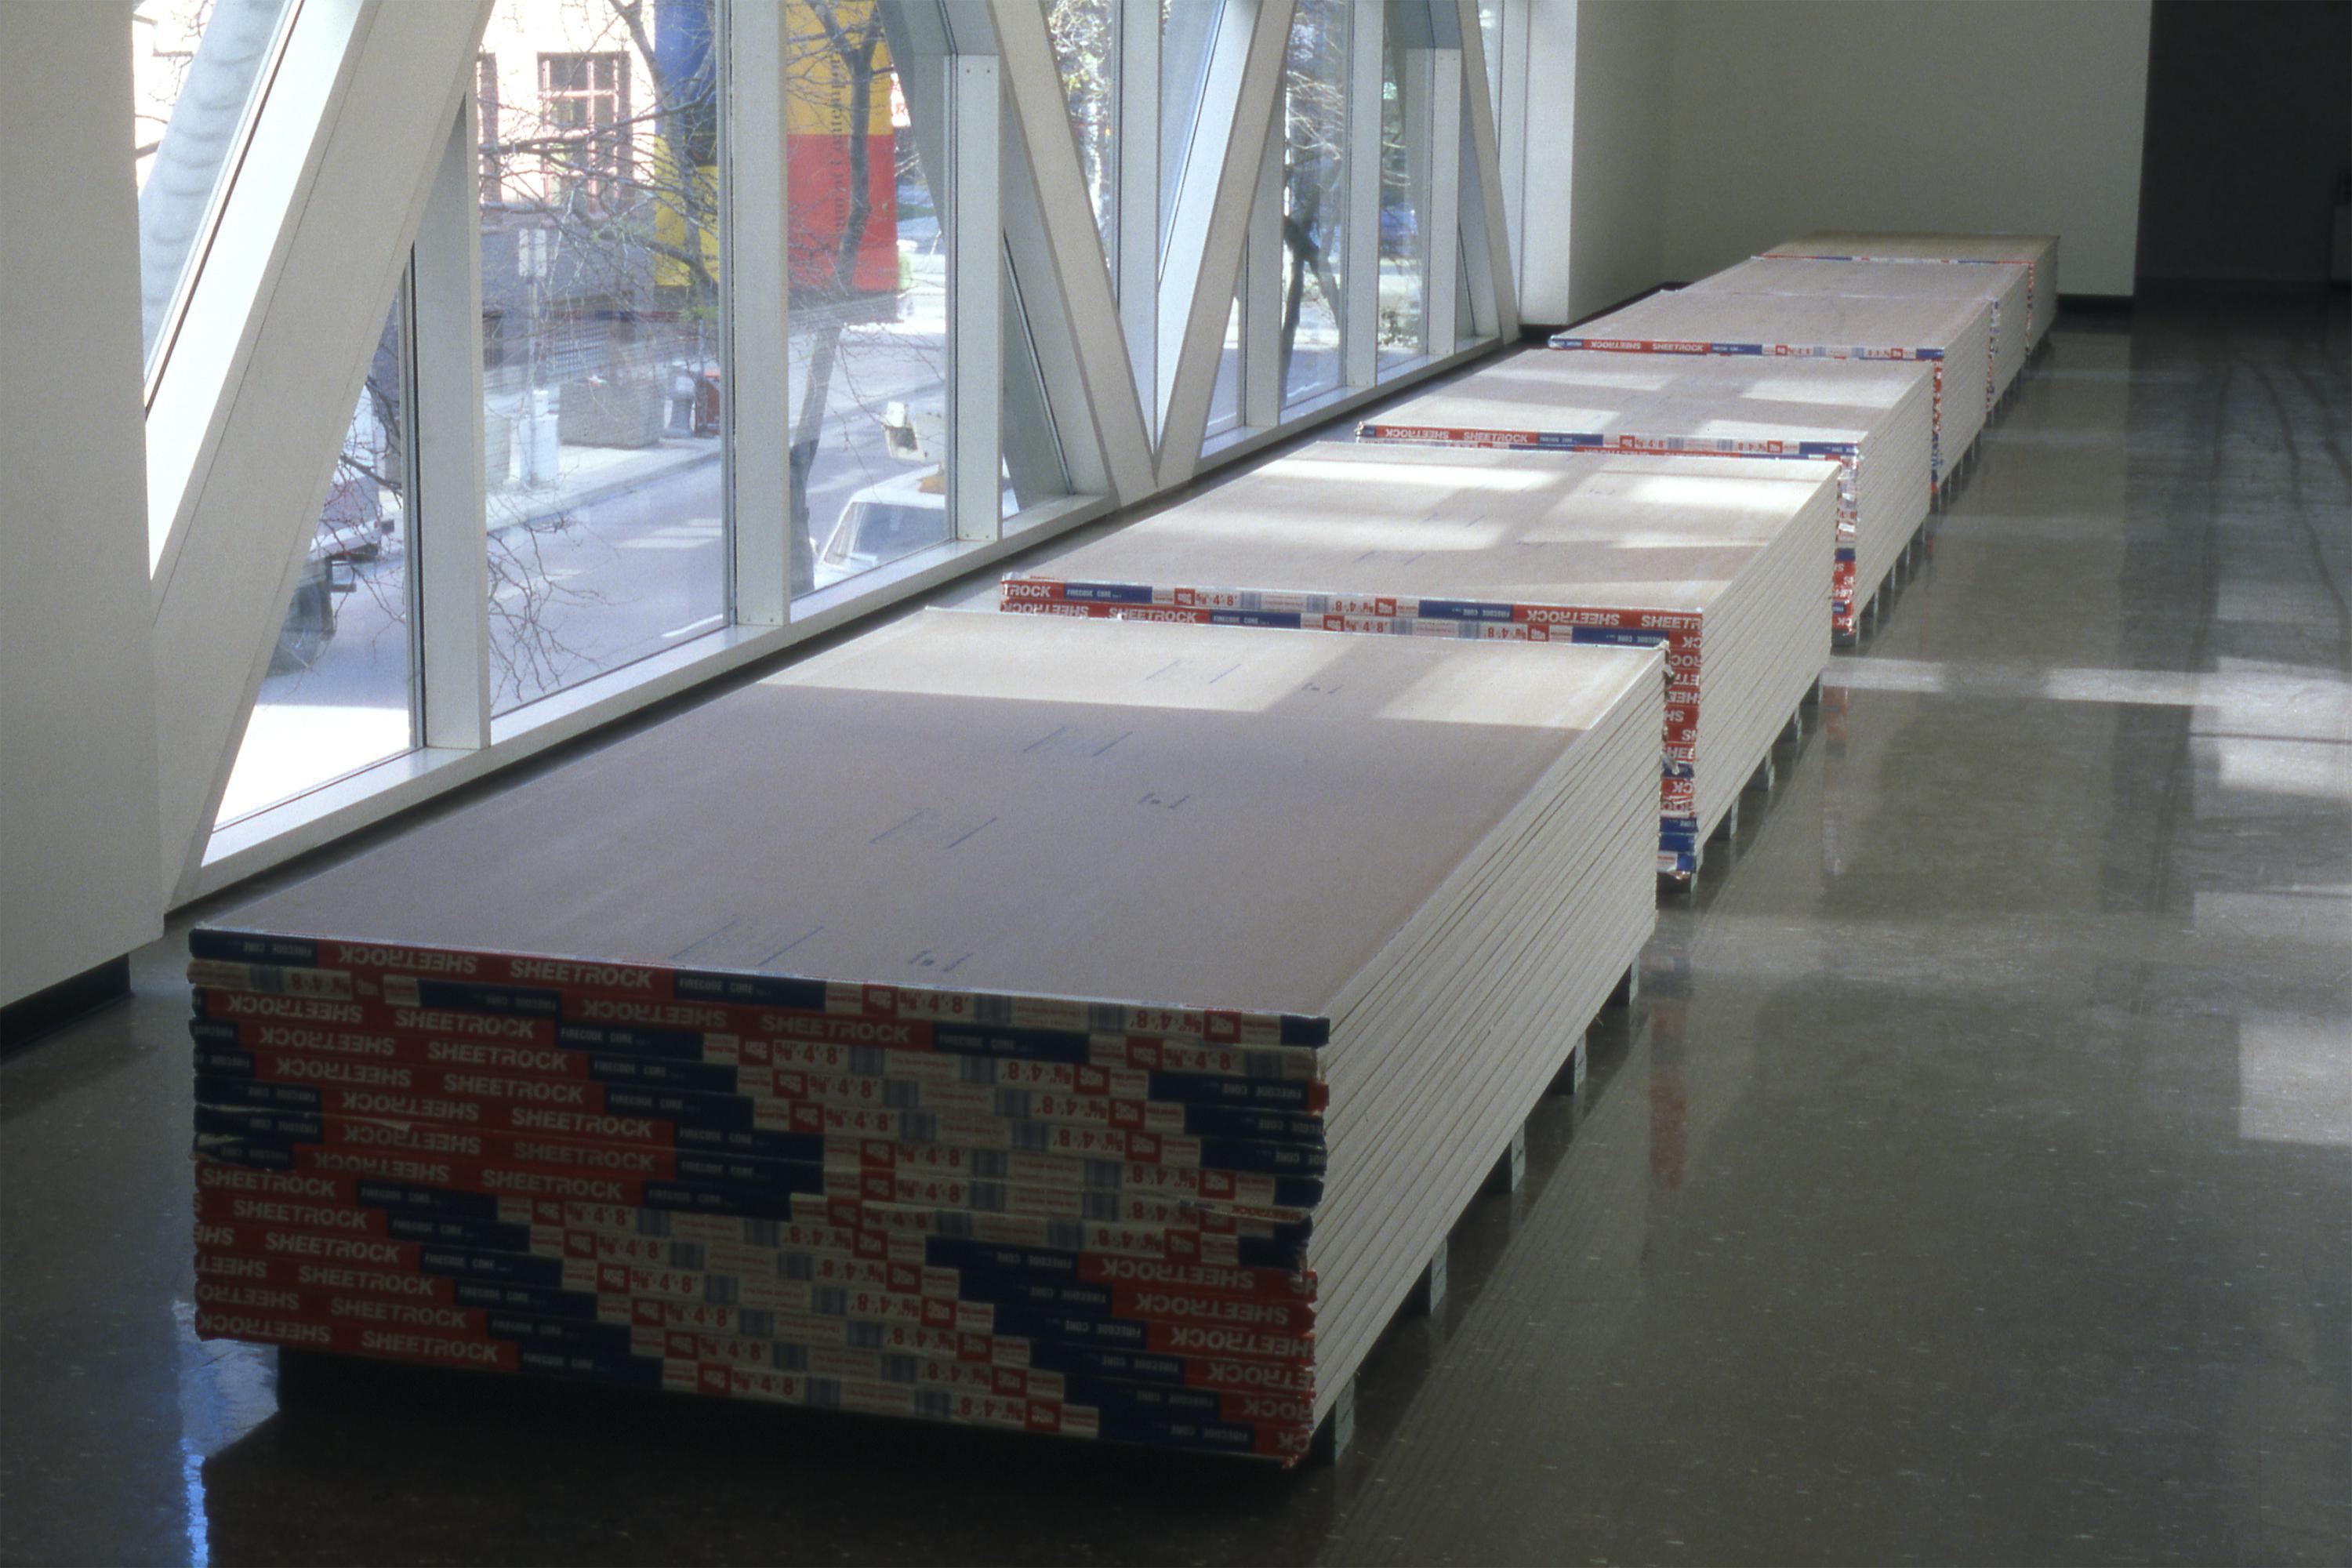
1 0 164 1008
149 0 492 904
1341 0 1385 390
1000 93 1113 499
1157 0 1297 488
1114 0 1162 415
1422 46 1463 353
1240 92 1285 430
1514 0 1575 325
991 0 1153 503
410 102 490 751
145 0 371 587
1453 0 1518 339
949 52 1003 543
729 0 790 625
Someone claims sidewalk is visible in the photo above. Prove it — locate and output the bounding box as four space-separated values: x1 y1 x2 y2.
486 434 720 535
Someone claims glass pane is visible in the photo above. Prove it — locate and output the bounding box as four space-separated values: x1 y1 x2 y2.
1377 3 1430 377
478 0 728 717
132 0 296 368
1207 289 1242 435
1004 256 1073 520
1046 0 1117 278
1280 0 1348 407
1160 0 1222 241
216 294 413 825
1478 0 1503 122
1457 230 1479 349
788 9 953 593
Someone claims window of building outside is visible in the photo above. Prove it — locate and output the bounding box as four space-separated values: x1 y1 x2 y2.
477 54 505 204
132 0 298 376
1377 1 1432 378
478 0 728 717
787 9 954 595
216 291 416 825
1045 0 1116 278
1280 0 1348 408
539 53 632 209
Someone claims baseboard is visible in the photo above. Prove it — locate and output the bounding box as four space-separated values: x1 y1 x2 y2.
1 954 132 1056
2056 292 2135 316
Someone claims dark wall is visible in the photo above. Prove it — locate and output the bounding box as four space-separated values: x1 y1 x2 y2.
2135 0 2352 284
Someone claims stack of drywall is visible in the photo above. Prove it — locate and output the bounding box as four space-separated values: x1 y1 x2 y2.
1356 350 1931 637
1552 289 1993 494
185 611 1661 1464
997 445 1833 880
1762 231 2062 353
1682 256 2029 412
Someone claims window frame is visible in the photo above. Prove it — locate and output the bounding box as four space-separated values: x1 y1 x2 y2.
138 0 305 401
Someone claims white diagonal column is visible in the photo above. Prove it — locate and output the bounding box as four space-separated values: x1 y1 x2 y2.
147 0 493 902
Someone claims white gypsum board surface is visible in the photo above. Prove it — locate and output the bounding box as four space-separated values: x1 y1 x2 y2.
1004 442 1835 868
1560 289 1992 477
1311 782 1656 1401
1686 488 1831 831
1767 230 2062 346
1562 289 1991 376
1302 691 1659 1414
1311 688 1648 1150
1685 256 2027 401
220 611 1652 1023
1775 229 2060 263
1362 348 1931 450
1358 351 1933 626
1016 445 1843 610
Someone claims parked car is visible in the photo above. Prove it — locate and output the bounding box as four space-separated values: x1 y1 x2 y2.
815 466 952 588
271 464 397 673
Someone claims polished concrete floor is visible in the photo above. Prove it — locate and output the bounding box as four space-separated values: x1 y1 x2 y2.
4 293 2347 1566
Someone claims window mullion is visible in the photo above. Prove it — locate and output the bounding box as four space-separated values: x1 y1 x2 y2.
412 100 491 752
1342 0 1384 390
1421 45 1461 355
1117 0 1162 424
949 51 1001 543
1242 91 1284 429
728 0 789 621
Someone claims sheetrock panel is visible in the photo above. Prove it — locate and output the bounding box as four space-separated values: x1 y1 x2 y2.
185 611 1661 1452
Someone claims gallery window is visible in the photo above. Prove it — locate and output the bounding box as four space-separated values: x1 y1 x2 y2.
786 7 955 593
1279 0 1349 408
1045 0 1117 269
479 0 728 715
181 0 1515 889
1377 1 1435 377
217 289 418 825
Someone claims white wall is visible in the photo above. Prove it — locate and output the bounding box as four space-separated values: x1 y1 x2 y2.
0 1 165 1007
1661 0 2154 296
1551 0 1676 325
